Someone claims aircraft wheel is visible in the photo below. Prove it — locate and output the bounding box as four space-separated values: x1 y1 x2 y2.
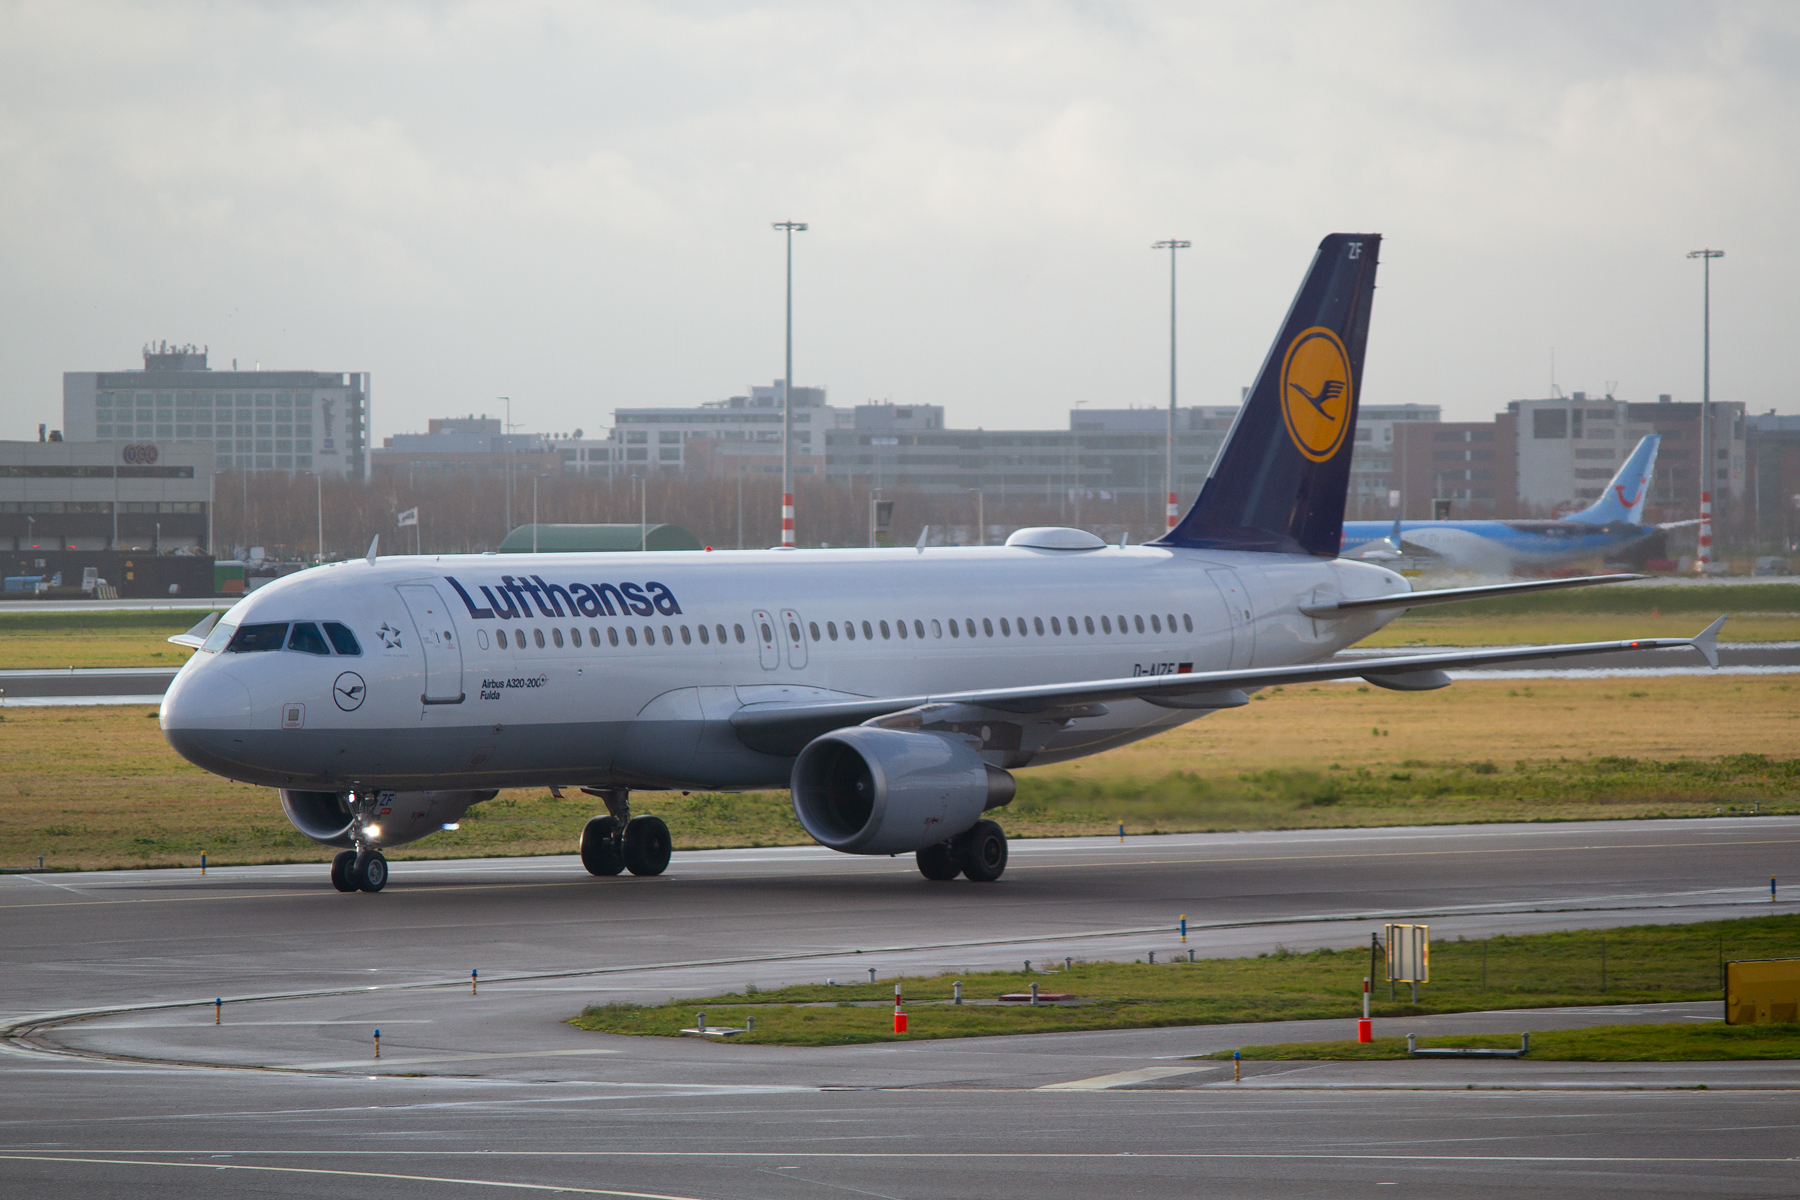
915 841 961 881
579 815 626 876
622 815 671 877
354 850 388 893
329 849 357 892
959 820 1008 883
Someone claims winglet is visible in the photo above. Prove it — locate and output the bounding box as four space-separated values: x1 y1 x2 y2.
166 611 219 649
365 535 379 565
1690 615 1726 669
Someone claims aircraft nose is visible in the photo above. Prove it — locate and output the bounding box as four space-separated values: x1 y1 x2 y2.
160 662 252 771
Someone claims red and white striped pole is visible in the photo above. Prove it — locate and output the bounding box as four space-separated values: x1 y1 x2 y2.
1697 489 1712 571
1167 490 1179 531
781 492 795 549
1688 247 1723 574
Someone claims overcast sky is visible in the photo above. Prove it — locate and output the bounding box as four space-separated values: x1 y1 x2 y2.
2 1 1796 443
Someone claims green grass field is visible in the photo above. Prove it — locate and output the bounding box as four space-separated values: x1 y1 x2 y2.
5 673 1798 871
569 916 1797 1047
1219 1023 1800 1062
0 609 214 669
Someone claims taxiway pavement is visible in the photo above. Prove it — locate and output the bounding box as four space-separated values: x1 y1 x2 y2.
3 819 1796 1197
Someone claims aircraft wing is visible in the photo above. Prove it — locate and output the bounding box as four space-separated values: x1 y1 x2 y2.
730 616 1725 755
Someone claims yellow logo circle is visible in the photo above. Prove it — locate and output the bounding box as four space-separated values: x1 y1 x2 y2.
1279 327 1354 462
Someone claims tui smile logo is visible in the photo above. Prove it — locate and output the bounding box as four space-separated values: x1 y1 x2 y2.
1279 326 1354 463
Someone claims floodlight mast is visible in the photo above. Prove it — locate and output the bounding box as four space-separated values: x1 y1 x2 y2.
1152 240 1191 532
1686 248 1724 571
773 221 808 548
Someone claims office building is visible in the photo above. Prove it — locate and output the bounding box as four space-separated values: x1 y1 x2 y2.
63 343 370 479
2 437 214 553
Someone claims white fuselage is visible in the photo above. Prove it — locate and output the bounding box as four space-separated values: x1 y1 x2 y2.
159 542 1404 794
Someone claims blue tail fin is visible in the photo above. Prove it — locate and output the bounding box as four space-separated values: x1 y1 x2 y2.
1568 434 1660 525
1156 233 1380 556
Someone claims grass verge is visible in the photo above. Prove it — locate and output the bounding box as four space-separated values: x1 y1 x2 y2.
569 917 1797 1047
0 609 212 669
1217 1023 1800 1062
5 674 1798 870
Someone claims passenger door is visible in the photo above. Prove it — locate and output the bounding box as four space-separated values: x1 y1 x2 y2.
1206 568 1255 669
397 584 465 703
751 610 780 671
779 608 808 669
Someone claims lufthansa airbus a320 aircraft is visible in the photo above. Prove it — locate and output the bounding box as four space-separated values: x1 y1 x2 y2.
160 234 1723 892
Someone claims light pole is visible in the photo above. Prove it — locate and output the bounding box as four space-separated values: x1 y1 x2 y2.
532 473 544 552
772 220 808 548
315 472 324 564
499 396 513 538
1687 248 1724 571
1152 239 1191 533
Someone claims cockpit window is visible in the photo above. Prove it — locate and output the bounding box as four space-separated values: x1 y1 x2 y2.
227 623 289 653
322 622 361 656
201 621 236 654
287 622 331 656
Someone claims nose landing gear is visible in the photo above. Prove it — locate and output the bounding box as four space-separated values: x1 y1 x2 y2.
579 788 671 877
329 790 389 892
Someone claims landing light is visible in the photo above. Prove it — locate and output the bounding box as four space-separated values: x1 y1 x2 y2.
364 824 381 838
441 822 460 831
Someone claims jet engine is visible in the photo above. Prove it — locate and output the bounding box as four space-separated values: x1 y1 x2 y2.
278 789 498 849
790 727 1014 855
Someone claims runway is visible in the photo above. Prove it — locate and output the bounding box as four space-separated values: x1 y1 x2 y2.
2 819 1797 1197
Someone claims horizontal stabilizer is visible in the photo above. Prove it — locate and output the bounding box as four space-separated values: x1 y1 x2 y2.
1690 614 1726 669
1302 573 1643 618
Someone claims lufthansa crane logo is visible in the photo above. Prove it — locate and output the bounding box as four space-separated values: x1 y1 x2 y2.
333 671 366 712
1279 326 1354 463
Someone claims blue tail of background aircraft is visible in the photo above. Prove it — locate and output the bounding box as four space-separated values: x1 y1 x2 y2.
1157 232 1380 557
1566 434 1660 525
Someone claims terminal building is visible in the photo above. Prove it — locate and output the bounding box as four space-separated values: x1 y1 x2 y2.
62 343 371 479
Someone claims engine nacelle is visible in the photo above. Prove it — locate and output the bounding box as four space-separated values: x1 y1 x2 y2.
790 727 1014 855
278 789 497 849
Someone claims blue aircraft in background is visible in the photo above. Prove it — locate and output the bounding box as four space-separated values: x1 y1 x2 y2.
1341 435 1697 574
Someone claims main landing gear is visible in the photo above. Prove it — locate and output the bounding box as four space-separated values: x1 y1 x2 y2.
330 847 388 893
916 819 1008 882
579 788 671 877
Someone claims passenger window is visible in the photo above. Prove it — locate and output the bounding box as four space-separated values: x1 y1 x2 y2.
1167 613 1177 632
589 626 600 645
862 620 873 639
809 621 821 641
1150 614 1161 633
1034 617 1045 635
1050 616 1061 635
879 620 891 639
734 624 746 643
497 629 509 649
843 621 855 641
1183 614 1194 632
552 628 564 648
323 622 361 655
1071 615 1081 634
287 622 331 655
227 623 288 653
1134 615 1146 634
201 621 236 653
645 626 657 646
827 621 838 641
1117 615 1128 632
982 618 993 637
626 627 638 646
535 629 547 649
570 628 582 648
698 624 710 645
895 620 906 640
760 621 773 644
965 619 976 637
789 620 802 643
931 619 942 638
716 625 728 644
999 618 1010 636
659 626 671 645
515 627 526 647
609 627 620 647
681 626 692 645
1100 616 1112 634
947 619 959 638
